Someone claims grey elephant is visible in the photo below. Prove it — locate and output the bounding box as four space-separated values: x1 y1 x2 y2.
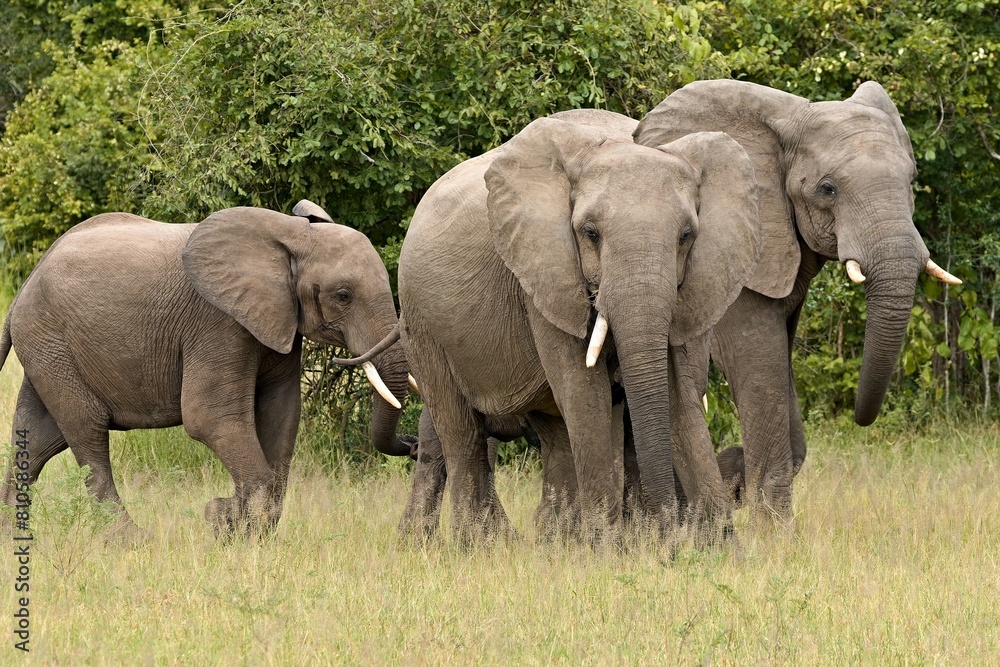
398 109 761 542
633 80 961 518
0 201 412 537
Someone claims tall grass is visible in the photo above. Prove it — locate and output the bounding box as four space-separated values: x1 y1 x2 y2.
1 287 998 663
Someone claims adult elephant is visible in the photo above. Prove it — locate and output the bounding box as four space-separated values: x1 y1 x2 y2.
398 109 761 542
633 80 961 518
0 202 412 538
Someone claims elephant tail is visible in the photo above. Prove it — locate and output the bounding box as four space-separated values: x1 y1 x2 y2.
0 314 10 372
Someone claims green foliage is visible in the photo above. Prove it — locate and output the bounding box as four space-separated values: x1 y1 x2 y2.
0 42 150 275
135 0 728 257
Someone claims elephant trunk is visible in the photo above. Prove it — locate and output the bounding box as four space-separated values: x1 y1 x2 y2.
604 282 677 530
853 255 922 426
358 324 411 457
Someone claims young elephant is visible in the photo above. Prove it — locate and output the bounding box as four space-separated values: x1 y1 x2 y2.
398 109 761 542
0 202 411 537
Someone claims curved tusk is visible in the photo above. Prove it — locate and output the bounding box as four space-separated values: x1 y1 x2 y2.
407 373 421 395
845 259 866 284
702 394 708 414
925 259 962 285
585 313 609 368
362 361 402 409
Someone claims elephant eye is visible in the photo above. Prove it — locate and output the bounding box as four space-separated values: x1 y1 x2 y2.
679 225 694 243
582 224 600 244
335 289 353 305
819 180 837 197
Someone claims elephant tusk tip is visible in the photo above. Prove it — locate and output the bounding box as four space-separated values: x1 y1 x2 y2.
925 258 962 285
362 361 402 409
407 373 421 395
585 313 609 369
844 259 866 284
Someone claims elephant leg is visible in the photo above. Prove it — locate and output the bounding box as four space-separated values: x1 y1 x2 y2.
398 406 448 540
789 363 807 476
527 307 621 541
711 289 794 522
182 368 277 537
435 397 511 543
16 351 141 537
254 368 302 518
668 341 734 546
785 301 808 476
1 379 70 514
526 412 579 541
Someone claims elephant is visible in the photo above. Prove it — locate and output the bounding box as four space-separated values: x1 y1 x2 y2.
0 201 413 538
397 108 761 543
633 79 962 519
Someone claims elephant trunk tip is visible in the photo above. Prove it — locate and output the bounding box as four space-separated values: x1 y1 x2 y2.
853 399 880 427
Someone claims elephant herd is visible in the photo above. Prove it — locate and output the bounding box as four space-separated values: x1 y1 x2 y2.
0 79 960 547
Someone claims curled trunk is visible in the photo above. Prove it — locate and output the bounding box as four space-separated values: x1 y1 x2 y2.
359 327 411 457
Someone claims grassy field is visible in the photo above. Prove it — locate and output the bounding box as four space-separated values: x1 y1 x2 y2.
2 340 999 664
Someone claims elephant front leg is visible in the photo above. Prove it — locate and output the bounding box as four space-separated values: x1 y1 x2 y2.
398 406 448 541
183 373 279 539
526 413 580 541
711 290 794 523
255 363 304 523
668 341 736 547
527 307 622 544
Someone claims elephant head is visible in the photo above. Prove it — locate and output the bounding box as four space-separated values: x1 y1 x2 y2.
484 115 760 521
634 80 960 426
181 204 411 456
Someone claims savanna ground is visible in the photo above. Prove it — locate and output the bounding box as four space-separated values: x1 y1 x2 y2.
1 329 998 664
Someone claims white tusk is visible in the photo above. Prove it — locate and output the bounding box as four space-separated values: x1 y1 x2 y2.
845 259 866 283
362 361 402 409
925 259 962 285
407 373 421 395
585 313 609 368
702 394 708 414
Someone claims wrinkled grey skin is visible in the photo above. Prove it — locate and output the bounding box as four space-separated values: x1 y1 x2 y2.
0 204 410 538
398 109 760 543
634 79 934 518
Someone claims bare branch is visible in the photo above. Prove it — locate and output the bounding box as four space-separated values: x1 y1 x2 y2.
978 125 1000 162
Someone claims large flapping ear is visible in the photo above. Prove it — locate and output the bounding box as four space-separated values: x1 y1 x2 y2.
846 81 916 169
484 117 614 339
659 132 762 345
634 79 806 299
183 207 309 354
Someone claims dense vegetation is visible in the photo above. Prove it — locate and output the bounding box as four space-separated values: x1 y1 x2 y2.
1 0 997 455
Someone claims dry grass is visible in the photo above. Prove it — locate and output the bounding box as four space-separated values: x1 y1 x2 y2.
1 345 999 665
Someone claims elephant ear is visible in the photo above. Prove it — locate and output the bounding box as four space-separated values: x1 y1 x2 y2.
484 117 612 339
658 132 761 346
292 199 334 222
183 207 309 354
634 79 806 299
846 81 916 169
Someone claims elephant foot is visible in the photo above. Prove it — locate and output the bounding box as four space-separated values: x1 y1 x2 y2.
452 503 520 548
397 508 441 545
533 489 581 544
205 489 281 541
103 512 147 548
716 446 745 509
